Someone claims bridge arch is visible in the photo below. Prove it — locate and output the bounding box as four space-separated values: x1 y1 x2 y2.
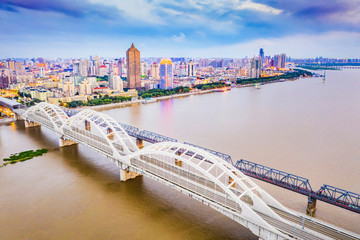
61 109 139 161
127 142 289 238
24 102 69 132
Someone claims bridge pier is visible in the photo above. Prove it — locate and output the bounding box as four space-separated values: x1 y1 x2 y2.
136 138 144 149
14 113 23 121
228 171 237 187
59 138 78 147
120 168 141 181
306 196 317 215
85 120 91 131
25 121 40 128
107 128 114 140
175 151 182 167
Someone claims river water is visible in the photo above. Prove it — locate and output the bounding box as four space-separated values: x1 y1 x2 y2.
1 69 359 239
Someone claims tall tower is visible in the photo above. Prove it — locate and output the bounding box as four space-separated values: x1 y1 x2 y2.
160 59 173 90
259 48 264 59
187 60 195 77
126 43 141 89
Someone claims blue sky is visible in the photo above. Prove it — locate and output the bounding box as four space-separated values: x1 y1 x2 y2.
1 0 360 58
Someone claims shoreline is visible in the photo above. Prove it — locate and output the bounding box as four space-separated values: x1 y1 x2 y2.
0 118 15 125
86 89 215 111
76 76 307 111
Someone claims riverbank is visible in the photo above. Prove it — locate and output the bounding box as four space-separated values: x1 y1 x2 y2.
0 117 15 125
78 75 310 111
86 89 215 111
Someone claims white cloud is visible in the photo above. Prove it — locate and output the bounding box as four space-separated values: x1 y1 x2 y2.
171 32 186 42
235 0 283 15
89 0 163 24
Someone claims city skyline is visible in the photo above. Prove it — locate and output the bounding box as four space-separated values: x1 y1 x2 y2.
1 0 360 58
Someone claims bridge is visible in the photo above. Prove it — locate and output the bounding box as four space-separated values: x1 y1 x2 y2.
0 96 24 118
297 64 360 70
6 102 360 240
235 160 360 215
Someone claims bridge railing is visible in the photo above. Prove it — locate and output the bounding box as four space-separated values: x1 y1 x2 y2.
137 130 178 143
316 184 360 212
235 159 313 195
118 123 140 137
184 142 233 165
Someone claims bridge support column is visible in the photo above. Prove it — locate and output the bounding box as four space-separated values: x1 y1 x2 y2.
120 168 141 181
85 120 91 131
136 138 144 149
59 138 77 147
306 196 317 215
14 113 23 121
25 121 40 128
175 151 182 167
228 171 237 187
107 128 114 140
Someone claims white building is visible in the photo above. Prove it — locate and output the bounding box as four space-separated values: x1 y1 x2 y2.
109 73 123 92
150 62 160 81
79 80 92 95
63 81 75 97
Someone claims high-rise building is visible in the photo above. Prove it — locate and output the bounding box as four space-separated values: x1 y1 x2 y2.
79 81 92 95
250 57 262 78
73 60 80 75
126 43 141 89
79 60 89 76
140 61 147 76
0 66 10 89
150 62 160 81
63 81 75 97
187 61 195 77
8 60 15 71
179 62 187 76
160 59 173 90
273 53 286 69
259 48 264 59
15 62 25 75
109 73 123 92
99 65 108 77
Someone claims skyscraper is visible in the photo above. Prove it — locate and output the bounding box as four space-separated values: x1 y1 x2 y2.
150 62 160 81
160 59 173 90
0 65 10 89
259 48 264 59
273 53 286 69
126 43 141 89
73 60 80 75
250 57 262 78
187 61 195 77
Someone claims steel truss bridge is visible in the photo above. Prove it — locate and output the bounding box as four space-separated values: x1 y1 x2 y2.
10 102 360 240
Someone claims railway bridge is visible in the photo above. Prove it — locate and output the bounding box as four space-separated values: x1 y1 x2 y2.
9 102 360 240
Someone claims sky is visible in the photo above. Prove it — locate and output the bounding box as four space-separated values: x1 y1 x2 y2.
1 0 360 58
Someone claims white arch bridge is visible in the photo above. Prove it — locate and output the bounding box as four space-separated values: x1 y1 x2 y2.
13 103 360 240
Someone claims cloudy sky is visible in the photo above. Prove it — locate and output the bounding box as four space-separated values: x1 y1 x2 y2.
1 0 360 58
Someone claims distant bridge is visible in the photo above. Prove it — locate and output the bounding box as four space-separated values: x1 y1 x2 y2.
235 159 360 215
2 101 359 239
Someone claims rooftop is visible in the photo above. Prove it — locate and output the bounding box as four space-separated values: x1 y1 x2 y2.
0 96 22 109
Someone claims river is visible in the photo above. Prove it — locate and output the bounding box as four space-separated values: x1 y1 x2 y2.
1 69 359 239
